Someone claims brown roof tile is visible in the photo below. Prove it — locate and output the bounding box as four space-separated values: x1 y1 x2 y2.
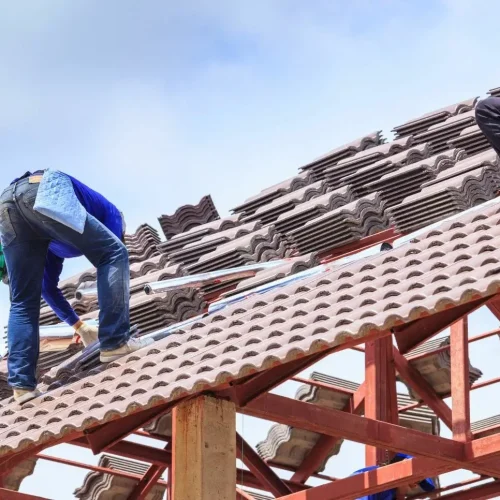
392 97 479 138
158 195 219 240
74 454 165 500
299 131 384 181
324 136 415 190
231 172 313 216
448 125 492 156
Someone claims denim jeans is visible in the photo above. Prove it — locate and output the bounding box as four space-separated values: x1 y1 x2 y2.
476 97 500 156
0 176 130 390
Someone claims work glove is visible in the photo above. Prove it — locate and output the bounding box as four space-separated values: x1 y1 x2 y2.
75 322 99 347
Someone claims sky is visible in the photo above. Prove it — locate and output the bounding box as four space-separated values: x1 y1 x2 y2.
1 0 500 497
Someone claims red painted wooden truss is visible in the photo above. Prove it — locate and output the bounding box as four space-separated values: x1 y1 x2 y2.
4 294 500 498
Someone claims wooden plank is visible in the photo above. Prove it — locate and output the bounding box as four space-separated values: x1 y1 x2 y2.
451 318 472 442
172 396 236 500
365 337 398 466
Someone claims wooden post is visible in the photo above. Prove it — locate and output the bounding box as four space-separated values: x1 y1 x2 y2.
172 396 236 500
451 318 472 442
365 337 398 466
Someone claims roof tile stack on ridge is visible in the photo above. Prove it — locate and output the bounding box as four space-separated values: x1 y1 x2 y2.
74 455 165 500
257 372 439 474
240 180 330 226
299 131 384 181
365 148 467 208
158 194 219 240
124 224 162 264
324 136 415 190
169 221 264 266
231 172 314 217
390 153 500 233
448 124 492 157
413 109 478 154
287 192 389 254
488 87 500 97
2 199 500 454
340 143 431 198
402 336 482 398
157 216 240 256
129 253 172 279
273 185 355 237
82 290 206 337
392 97 479 139
186 226 293 274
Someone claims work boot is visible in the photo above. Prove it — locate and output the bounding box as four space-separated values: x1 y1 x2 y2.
100 337 155 363
13 388 42 405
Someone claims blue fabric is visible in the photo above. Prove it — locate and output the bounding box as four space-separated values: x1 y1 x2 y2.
0 177 130 389
34 169 88 233
350 454 436 500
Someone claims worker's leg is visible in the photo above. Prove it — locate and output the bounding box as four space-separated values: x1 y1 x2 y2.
15 189 130 351
475 97 500 156
0 186 49 390
28 215 131 351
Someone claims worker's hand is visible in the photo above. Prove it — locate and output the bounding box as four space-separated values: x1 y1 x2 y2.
75 321 98 347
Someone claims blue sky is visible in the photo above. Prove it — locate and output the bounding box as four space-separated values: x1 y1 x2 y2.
1 0 500 497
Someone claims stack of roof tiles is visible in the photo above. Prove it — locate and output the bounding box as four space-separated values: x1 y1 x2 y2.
256 372 439 490
299 131 384 181
157 216 240 256
390 151 500 233
186 226 293 274
392 98 478 139
240 180 330 225
339 143 431 198
324 136 415 190
287 193 389 254
273 185 355 238
412 110 478 154
125 224 162 264
448 125 492 156
168 221 263 266
231 172 314 217
364 148 467 208
403 336 483 398
74 455 165 500
158 194 219 240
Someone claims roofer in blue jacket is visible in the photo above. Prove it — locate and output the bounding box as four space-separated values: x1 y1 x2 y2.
0 169 153 404
475 96 500 156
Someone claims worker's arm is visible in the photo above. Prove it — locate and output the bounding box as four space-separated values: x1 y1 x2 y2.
41 251 80 327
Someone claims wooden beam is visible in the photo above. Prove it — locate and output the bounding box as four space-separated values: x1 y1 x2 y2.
127 443 170 500
277 457 453 500
487 295 500 321
365 337 398 466
243 393 464 462
440 479 500 500
290 382 365 483
84 401 175 454
393 346 453 430
0 490 51 500
450 318 472 442
172 396 236 500
236 432 292 497
244 394 500 477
